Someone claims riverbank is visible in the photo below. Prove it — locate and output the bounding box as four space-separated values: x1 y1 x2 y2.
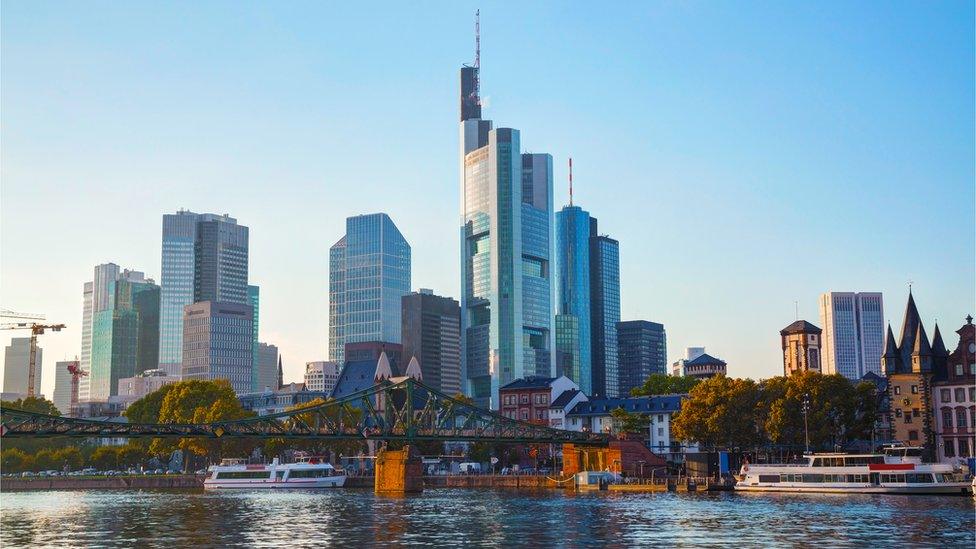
2 474 733 492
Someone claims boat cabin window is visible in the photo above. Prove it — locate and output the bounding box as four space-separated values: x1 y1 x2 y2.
290 468 333 478
758 475 779 483
213 471 271 480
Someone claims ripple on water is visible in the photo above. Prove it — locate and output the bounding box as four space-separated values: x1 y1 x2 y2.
1 489 973 548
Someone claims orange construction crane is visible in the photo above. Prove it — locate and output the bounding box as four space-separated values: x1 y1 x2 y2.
1 310 66 398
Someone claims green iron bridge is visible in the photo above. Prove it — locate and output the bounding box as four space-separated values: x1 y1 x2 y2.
0 377 609 446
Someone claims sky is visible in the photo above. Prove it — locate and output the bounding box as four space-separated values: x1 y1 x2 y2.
1 1 973 400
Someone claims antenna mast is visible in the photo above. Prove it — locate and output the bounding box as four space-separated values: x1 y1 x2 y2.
474 10 481 106
569 157 574 207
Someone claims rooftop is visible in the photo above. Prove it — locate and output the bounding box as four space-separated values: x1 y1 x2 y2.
685 353 726 366
500 376 557 391
567 395 685 416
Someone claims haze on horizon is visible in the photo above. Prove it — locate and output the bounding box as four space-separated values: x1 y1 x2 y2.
1 2 973 399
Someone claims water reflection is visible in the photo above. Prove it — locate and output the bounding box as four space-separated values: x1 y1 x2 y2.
1 489 973 547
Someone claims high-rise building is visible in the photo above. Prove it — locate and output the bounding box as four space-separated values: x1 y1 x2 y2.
253 342 278 393
555 206 592 395
159 211 249 376
304 361 340 393
2 337 42 397
459 58 556 409
248 285 261 391
181 301 254 394
89 270 160 401
819 292 885 380
616 320 667 395
780 320 822 376
52 360 77 415
401 289 462 395
79 264 121 401
328 213 411 365
589 218 620 397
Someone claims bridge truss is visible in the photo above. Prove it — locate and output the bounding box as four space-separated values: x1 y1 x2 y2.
0 377 608 446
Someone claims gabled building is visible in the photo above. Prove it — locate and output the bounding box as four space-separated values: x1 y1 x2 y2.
930 315 975 465
881 291 948 460
498 375 578 424
780 320 822 376
565 395 692 462
681 353 727 379
548 388 588 429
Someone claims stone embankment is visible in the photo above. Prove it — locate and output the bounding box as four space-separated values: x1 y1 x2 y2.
2 475 204 491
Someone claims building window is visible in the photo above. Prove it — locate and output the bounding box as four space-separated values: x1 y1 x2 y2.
943 408 954 429
908 430 918 441
895 409 902 418
955 388 966 403
957 408 968 428
894 386 901 395
520 409 528 420
944 439 956 458
956 364 964 376
960 440 971 458
520 395 529 404
941 389 952 402
910 385 918 394
912 408 920 418
970 388 975 402
903 414 912 424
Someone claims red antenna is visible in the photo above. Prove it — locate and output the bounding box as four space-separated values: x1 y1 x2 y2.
569 157 574 207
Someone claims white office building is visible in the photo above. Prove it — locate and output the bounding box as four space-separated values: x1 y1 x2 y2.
819 292 885 380
3 337 42 398
304 361 340 394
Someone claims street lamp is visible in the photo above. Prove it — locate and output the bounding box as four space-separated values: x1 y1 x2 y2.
802 393 811 454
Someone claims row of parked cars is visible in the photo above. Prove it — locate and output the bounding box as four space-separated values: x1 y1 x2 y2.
5 468 177 478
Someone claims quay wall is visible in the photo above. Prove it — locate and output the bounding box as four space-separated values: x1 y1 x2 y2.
2 475 204 491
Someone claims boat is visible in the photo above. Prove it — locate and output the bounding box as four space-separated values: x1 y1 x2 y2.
735 446 973 495
203 455 346 490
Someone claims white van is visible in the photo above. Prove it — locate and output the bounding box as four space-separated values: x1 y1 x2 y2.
458 462 482 474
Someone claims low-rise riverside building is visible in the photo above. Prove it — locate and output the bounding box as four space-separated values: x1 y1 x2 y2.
499 376 579 424
239 383 330 415
931 315 975 465
548 389 588 429
565 395 693 462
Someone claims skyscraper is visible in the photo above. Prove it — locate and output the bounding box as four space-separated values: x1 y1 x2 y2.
589 218 620 397
78 280 94 402
181 301 253 394
89 270 160 401
2 337 41 397
459 46 556 409
248 285 260 392
401 289 462 396
819 292 885 380
616 320 667 395
159 211 248 376
254 342 278 393
555 205 593 395
53 360 77 415
328 213 411 364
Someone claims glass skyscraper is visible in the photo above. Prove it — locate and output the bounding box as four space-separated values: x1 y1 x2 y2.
616 320 666 396
248 285 260 392
819 292 885 380
159 211 248 377
328 213 411 364
555 205 593 395
589 220 620 397
460 79 555 408
89 270 160 401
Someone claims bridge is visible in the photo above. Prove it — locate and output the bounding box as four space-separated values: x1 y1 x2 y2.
1 377 614 492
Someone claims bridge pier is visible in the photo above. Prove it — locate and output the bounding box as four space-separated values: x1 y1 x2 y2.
562 443 622 476
374 445 424 494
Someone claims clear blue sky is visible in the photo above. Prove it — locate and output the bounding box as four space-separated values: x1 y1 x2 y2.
2 1 973 398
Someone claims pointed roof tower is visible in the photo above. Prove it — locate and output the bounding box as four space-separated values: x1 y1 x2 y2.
912 322 932 357
882 324 900 374
898 289 922 353
405 356 423 380
277 355 283 390
374 351 393 381
931 323 948 358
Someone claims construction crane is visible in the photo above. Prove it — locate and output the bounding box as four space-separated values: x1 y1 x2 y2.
0 310 65 398
67 360 88 414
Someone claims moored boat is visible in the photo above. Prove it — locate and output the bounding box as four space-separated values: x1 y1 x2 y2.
204 455 346 490
735 446 972 495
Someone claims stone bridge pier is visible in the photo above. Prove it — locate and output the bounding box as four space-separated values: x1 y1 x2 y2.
374 445 424 494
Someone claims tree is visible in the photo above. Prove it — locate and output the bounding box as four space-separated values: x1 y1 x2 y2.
33 448 57 471
610 407 649 435
149 379 255 461
91 446 119 470
53 447 84 471
1 396 61 416
265 398 366 460
1 448 30 472
671 375 762 450
630 374 700 397
1 397 69 453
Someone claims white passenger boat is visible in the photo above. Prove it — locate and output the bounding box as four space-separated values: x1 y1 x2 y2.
735 446 973 495
204 456 346 490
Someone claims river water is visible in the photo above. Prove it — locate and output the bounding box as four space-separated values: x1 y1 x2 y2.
1 489 973 547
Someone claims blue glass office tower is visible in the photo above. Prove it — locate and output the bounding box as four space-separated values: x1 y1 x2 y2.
248 285 260 392
159 211 249 377
460 64 555 409
590 219 620 397
328 213 411 364
555 206 593 395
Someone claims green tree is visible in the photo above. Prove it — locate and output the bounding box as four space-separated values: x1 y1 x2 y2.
1 448 30 472
265 398 365 460
610 407 649 435
33 448 57 471
53 447 84 471
0 397 70 453
671 375 762 450
630 373 700 397
91 446 119 470
1 396 61 416
148 379 255 461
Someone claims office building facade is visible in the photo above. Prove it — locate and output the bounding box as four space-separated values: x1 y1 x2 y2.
181 301 254 394
555 206 593 395
248 285 261 391
589 219 620 397
304 361 340 394
401 290 462 395
79 263 121 401
53 360 76 415
89 270 160 401
819 292 885 380
159 211 249 376
2 337 41 397
254 342 279 393
328 213 411 365
616 320 667 395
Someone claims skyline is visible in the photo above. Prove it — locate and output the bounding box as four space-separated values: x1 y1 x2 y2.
2 2 974 400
